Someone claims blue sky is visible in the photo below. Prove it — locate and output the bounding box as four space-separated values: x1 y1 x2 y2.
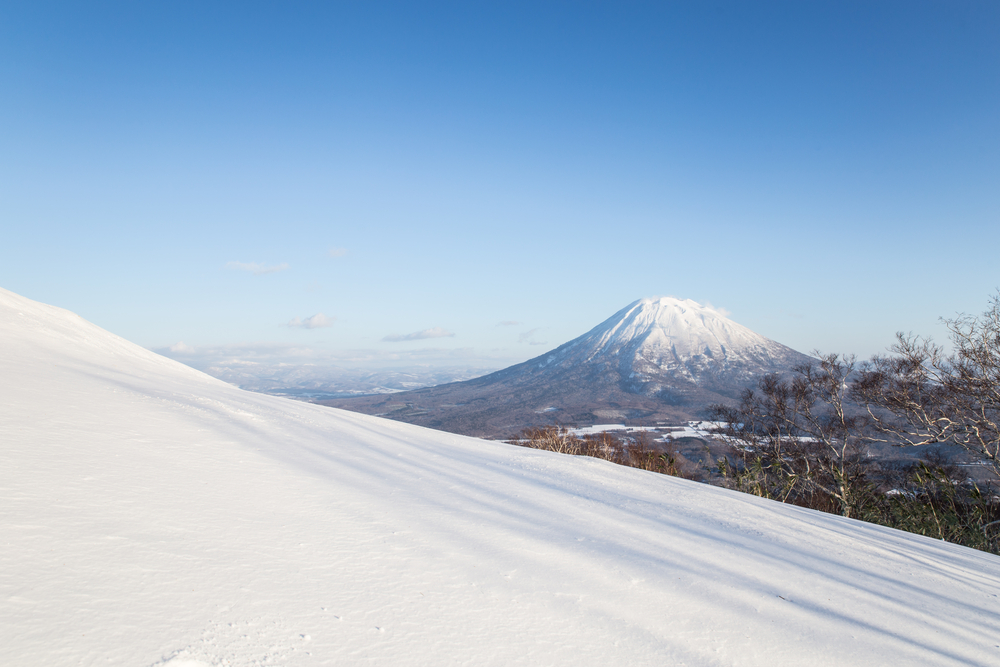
2 1 998 370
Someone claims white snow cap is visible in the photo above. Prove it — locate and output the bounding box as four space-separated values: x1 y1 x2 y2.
576 296 785 365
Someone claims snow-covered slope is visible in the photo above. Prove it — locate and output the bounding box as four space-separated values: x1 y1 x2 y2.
571 297 776 362
3 286 1000 667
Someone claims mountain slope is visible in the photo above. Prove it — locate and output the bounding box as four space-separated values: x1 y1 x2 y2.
325 298 814 436
3 286 1000 667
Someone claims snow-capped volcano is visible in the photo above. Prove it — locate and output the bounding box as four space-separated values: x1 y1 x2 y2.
577 297 764 360
538 297 812 396
328 297 813 436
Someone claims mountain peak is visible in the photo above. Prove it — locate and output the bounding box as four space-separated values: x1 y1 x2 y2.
529 296 814 406
634 295 712 311
562 296 780 370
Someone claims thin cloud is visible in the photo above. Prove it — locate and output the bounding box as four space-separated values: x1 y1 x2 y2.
168 341 195 354
496 320 521 327
518 328 540 344
226 261 289 276
518 328 547 345
382 327 455 342
328 247 348 258
150 341 526 373
701 301 731 317
288 313 334 329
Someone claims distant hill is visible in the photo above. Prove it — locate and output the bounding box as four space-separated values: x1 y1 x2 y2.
321 297 814 437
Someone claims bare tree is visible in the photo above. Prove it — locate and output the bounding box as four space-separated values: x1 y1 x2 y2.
710 354 876 518
853 292 1000 484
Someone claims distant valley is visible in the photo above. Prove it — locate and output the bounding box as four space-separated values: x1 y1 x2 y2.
191 363 499 401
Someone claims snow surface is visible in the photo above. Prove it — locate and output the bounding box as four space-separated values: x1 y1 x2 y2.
567 422 722 439
579 297 784 365
3 286 1000 666
533 297 810 392
568 424 658 436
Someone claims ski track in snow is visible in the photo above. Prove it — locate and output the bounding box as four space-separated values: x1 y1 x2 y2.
3 287 1000 666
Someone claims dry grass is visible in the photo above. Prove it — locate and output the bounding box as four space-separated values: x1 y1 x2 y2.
513 427 683 477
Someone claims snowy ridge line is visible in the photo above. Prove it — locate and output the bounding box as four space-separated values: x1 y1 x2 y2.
534 296 811 389
2 287 1000 666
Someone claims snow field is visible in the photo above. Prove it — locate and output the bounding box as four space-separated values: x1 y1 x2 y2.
2 287 1000 666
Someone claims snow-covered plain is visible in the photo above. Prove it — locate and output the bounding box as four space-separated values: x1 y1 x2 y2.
567 422 723 439
3 286 1000 667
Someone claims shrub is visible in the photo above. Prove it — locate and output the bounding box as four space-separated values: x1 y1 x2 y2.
514 427 684 478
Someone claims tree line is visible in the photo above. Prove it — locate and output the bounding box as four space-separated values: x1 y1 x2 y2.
710 292 1000 554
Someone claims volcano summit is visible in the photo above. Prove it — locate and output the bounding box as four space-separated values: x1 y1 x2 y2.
324 297 814 437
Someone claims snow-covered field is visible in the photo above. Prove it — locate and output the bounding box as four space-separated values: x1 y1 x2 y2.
568 422 723 439
3 286 1000 667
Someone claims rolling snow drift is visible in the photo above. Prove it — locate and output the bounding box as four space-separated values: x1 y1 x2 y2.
2 286 1000 667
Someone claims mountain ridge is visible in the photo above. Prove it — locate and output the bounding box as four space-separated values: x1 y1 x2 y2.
323 297 814 436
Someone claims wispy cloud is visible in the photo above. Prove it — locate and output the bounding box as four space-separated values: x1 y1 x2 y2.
168 341 195 354
496 320 521 327
518 328 539 343
288 313 334 329
226 261 289 276
701 301 731 317
382 327 455 342
518 328 547 345
152 341 520 370
328 247 348 258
